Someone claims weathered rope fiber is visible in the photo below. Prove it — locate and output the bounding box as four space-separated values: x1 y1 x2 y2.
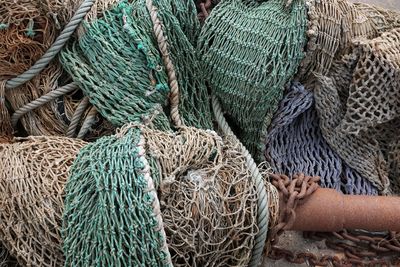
198 0 308 160
5 0 94 90
212 95 277 266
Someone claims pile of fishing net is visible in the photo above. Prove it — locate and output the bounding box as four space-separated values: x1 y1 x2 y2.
265 82 378 195
63 124 273 266
198 0 308 160
61 0 212 130
0 135 86 266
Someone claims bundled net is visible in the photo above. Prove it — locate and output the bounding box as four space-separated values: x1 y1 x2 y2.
63 126 172 266
265 82 378 195
197 0 308 160
0 242 18 267
314 75 389 193
0 136 86 266
143 127 259 266
313 26 400 194
61 0 212 130
64 124 261 266
298 0 379 82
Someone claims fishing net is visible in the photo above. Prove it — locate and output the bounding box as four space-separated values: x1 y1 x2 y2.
337 28 400 135
64 123 262 266
0 135 86 267
0 242 18 267
353 2 400 34
298 0 379 82
314 75 389 194
143 127 259 266
265 82 378 195
61 0 212 130
197 0 308 160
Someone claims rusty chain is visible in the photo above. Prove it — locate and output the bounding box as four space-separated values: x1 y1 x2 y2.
268 173 400 266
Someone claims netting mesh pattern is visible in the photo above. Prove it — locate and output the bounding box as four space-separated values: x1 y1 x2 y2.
0 136 86 267
61 0 212 130
298 0 379 82
63 126 171 267
197 0 308 160
314 76 389 193
338 28 400 135
143 127 259 266
265 82 378 195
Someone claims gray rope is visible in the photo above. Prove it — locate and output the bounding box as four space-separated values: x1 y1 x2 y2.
66 96 90 138
77 106 98 139
212 95 269 267
11 83 78 127
5 0 94 90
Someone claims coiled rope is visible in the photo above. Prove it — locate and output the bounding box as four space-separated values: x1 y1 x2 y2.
11 83 78 127
5 0 94 90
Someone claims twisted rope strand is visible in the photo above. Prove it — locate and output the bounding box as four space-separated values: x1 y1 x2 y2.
146 0 182 127
66 97 90 138
11 83 78 127
76 106 98 139
5 0 94 90
212 95 270 267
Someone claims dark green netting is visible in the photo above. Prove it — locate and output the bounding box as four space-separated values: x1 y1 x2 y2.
60 0 212 130
63 127 171 266
198 0 307 160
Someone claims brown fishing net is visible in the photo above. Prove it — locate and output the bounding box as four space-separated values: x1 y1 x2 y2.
0 136 86 266
142 126 260 266
0 13 80 136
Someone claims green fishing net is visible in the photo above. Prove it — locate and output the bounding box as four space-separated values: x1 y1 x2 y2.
60 0 212 130
63 126 171 266
198 0 308 160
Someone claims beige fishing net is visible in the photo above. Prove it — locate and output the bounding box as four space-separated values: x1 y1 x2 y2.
0 136 86 266
142 126 260 266
298 0 379 82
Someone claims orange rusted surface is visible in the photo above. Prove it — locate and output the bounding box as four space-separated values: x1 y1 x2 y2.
290 188 400 232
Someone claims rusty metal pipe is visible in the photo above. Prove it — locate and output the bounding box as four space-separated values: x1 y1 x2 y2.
289 188 400 232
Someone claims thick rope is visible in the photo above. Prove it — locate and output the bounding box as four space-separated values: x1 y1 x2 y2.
66 97 90 138
11 83 78 127
146 0 182 127
5 0 94 90
212 95 270 267
76 106 97 139
137 133 173 266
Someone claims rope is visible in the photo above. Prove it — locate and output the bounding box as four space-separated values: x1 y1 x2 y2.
76 106 97 139
5 0 94 90
146 0 182 127
137 133 173 266
211 95 270 267
11 83 78 127
66 97 90 138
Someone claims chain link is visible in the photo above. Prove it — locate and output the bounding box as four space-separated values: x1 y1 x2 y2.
268 173 400 266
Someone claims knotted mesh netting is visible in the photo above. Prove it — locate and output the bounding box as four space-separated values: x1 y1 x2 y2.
197 0 307 160
61 0 212 130
64 124 260 266
298 0 379 82
0 136 86 266
265 82 378 195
